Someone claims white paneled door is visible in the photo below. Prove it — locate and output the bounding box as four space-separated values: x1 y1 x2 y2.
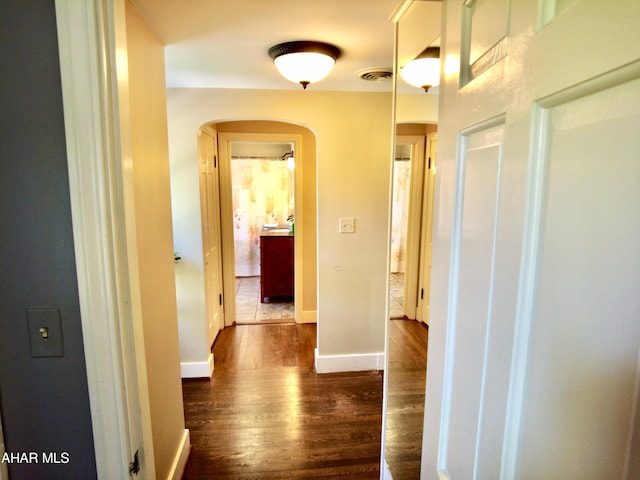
423 1 640 479
199 127 225 348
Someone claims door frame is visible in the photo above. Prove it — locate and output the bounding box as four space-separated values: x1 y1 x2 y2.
395 134 427 320
416 131 437 325
218 131 305 325
55 0 153 477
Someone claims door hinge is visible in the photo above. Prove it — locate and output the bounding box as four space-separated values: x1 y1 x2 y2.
428 157 431 169
219 293 223 306
214 155 217 168
129 449 140 476
421 288 424 300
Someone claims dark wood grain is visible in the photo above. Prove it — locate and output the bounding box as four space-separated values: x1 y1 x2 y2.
385 319 429 480
182 323 383 479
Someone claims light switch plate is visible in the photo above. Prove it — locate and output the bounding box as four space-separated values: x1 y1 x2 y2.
339 217 355 233
27 308 65 357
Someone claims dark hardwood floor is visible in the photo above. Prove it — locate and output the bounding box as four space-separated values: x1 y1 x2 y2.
181 320 429 479
182 323 384 479
385 319 429 480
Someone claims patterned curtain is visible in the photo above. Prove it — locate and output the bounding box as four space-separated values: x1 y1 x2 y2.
232 158 294 276
390 159 411 273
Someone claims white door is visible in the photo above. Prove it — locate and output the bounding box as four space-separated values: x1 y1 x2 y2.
416 132 437 326
199 127 225 347
423 1 640 479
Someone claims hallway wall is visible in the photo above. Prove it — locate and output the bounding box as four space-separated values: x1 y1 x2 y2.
167 88 437 371
0 2 97 478
125 3 189 478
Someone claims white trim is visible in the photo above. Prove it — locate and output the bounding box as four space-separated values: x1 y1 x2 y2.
314 348 385 373
181 354 215 379
55 0 153 477
167 429 191 480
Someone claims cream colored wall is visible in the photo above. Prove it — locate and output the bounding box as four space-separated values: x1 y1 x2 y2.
167 88 395 360
126 3 187 478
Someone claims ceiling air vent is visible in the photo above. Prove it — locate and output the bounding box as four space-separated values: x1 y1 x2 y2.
356 67 393 82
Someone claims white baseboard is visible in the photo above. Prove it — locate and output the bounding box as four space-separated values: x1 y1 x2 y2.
167 429 191 480
180 353 214 378
314 348 385 373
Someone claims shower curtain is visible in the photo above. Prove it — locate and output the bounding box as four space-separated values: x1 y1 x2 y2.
390 159 411 273
232 158 293 276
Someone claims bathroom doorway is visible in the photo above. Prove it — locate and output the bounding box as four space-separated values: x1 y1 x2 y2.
230 141 295 323
215 124 317 328
389 135 426 320
389 142 412 318
390 124 437 321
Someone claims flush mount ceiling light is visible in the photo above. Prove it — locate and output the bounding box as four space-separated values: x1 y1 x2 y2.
268 41 341 89
400 46 441 93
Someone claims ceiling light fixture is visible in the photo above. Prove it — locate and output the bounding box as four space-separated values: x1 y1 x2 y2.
268 41 341 90
400 47 441 93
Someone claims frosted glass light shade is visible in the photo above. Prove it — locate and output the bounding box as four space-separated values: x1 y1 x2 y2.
274 52 336 85
269 41 341 89
400 47 441 92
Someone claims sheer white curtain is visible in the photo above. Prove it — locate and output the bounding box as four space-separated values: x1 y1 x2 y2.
231 158 294 276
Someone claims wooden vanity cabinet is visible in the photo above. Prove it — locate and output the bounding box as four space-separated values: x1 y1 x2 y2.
260 231 294 302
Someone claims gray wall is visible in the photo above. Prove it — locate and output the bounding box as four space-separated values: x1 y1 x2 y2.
0 1 97 478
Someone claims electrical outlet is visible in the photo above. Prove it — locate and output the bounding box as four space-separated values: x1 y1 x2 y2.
27 308 65 357
339 217 355 234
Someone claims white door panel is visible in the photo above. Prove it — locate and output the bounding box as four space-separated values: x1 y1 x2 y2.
517 77 640 480
423 0 640 479
446 122 505 480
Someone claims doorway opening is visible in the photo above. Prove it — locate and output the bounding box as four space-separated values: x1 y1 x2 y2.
390 124 437 322
202 120 318 334
230 141 296 323
390 141 413 318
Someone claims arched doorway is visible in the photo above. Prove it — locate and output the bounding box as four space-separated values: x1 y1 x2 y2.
197 120 318 345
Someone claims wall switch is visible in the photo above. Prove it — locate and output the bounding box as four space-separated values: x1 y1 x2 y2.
27 308 64 357
339 217 355 234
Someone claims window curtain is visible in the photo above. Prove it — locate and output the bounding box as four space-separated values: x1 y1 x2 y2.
232 158 293 276
390 160 411 273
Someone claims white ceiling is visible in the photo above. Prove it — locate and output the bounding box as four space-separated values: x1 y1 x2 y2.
130 0 421 93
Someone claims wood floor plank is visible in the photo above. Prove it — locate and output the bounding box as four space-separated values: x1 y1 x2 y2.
182 324 383 479
385 319 429 480
182 320 428 479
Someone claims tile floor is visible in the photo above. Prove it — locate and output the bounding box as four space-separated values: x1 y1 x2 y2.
235 276 294 323
389 272 405 318
234 274 405 322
